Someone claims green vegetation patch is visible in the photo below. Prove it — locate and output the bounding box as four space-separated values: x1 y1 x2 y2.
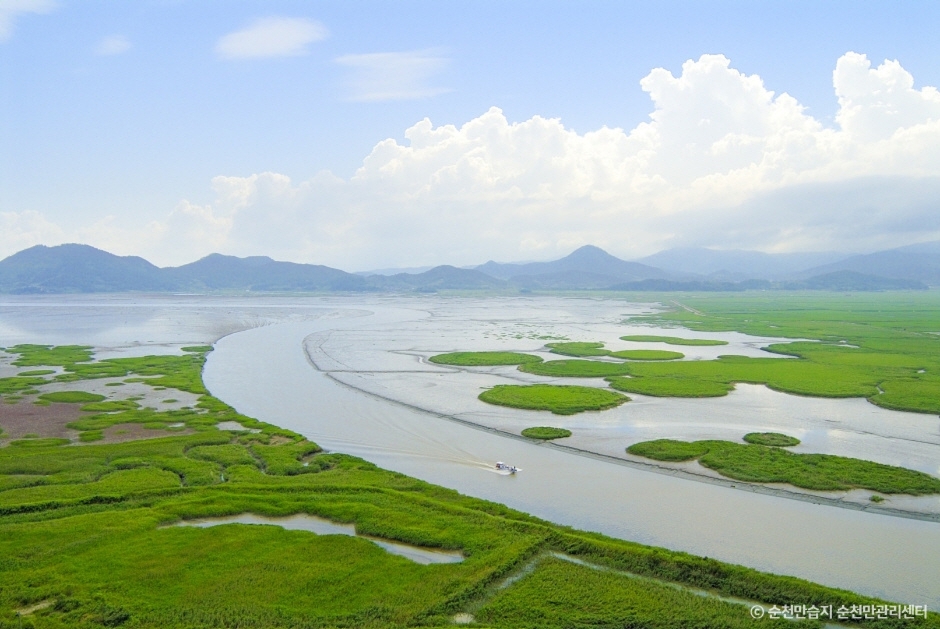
480 384 627 415
17 369 56 376
0 376 47 396
520 359 632 377
627 438 940 494
38 391 106 404
627 439 710 462
620 335 728 346
546 341 610 357
80 400 140 413
520 426 572 440
626 293 940 413
429 351 544 366
609 349 684 361
5 344 94 366
9 437 72 448
477 556 780 629
181 345 213 353
743 432 801 447
607 376 732 397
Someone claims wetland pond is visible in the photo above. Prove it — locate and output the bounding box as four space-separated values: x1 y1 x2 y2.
3 294 940 608
172 514 464 564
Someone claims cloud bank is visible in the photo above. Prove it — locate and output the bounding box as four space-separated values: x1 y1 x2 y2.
335 49 451 101
6 52 940 268
0 0 55 42
94 34 130 56
215 17 328 60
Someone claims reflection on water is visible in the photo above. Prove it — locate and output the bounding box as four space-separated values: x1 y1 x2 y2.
173 513 464 564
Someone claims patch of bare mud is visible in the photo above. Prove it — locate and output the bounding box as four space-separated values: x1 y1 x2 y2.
0 401 83 442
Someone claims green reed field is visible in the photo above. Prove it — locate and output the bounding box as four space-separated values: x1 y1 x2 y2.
622 292 940 412
627 437 940 494
2 345 934 627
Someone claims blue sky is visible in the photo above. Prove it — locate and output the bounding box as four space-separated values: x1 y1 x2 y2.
3 1 940 269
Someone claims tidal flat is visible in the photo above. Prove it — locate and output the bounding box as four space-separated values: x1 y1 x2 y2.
3 293 940 610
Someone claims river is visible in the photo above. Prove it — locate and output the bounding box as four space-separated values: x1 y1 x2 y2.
202 303 940 608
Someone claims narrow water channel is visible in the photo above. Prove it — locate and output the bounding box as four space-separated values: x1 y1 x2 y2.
203 306 940 608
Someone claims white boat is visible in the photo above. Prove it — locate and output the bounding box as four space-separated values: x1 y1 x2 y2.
495 461 520 474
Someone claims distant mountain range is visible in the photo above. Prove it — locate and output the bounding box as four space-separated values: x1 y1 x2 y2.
0 242 936 294
634 247 848 280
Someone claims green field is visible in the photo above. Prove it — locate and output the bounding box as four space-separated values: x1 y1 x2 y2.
429 352 543 366
545 341 611 357
622 293 940 413
627 438 940 494
607 375 733 397
520 426 572 440
519 359 632 377
744 432 801 447
3 348 930 627
479 384 627 415
620 335 729 346
608 349 684 361
37 391 106 404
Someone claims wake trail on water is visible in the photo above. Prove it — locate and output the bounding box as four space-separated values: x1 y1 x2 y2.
312 436 490 469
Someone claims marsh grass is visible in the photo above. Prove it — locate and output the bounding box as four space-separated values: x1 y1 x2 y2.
627 438 940 494
429 352 544 366
620 335 729 346
477 556 785 628
38 391 105 404
743 432 800 447
0 376 47 396
520 427 572 440
519 360 632 378
609 349 684 360
546 341 611 357
607 375 732 397
0 345 933 628
628 293 940 414
480 384 627 415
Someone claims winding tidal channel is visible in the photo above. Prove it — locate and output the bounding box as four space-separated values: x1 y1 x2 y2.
202 304 940 609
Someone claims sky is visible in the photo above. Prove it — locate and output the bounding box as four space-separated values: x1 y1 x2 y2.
2 0 940 271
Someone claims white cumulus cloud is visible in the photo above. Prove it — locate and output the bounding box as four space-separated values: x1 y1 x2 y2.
6 52 940 269
94 34 130 56
335 49 450 101
0 0 55 42
215 17 328 60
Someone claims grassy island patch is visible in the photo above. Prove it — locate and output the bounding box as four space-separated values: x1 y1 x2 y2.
627 438 940 494
38 391 106 404
520 359 632 378
743 432 800 447
620 335 728 346
480 384 627 415
625 293 940 414
607 376 732 397
429 351 543 366
521 426 572 440
546 341 610 357
609 349 684 361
